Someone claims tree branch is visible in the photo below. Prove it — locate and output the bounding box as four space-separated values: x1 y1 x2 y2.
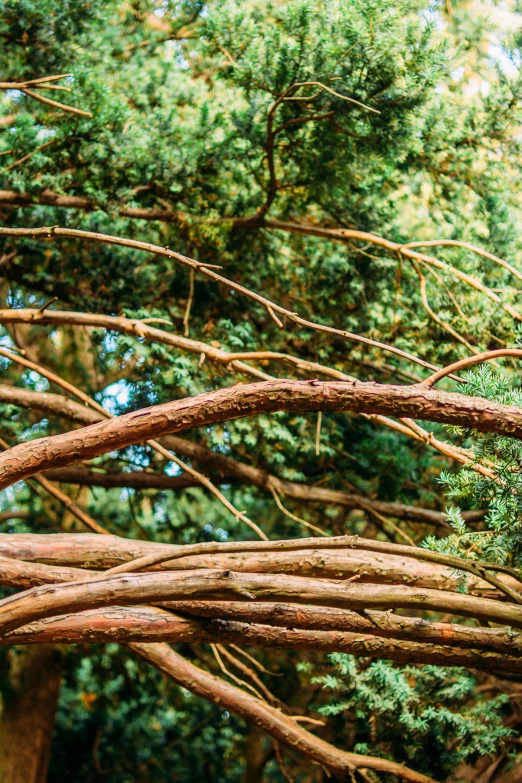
2 378 522 491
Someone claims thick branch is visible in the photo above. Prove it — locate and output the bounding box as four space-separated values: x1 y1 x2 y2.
1 532 518 587
4 606 521 674
1 383 463 526
2 378 522 491
128 642 437 782
1 569 522 637
0 539 512 597
43 467 465 527
162 601 522 655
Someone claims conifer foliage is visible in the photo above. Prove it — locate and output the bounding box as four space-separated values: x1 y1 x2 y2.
1 1 522 781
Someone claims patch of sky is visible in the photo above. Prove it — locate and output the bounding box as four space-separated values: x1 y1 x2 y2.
100 379 130 414
23 370 50 392
20 419 49 439
165 461 183 477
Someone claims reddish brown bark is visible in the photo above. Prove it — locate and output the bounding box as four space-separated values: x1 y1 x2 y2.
3 378 522 491
129 641 438 783
0 644 61 783
0 536 513 598
4 606 522 672
1 383 461 526
1 568 522 637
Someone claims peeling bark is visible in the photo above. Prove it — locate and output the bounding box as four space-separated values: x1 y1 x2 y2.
2 378 522 491
4 606 522 672
1 568 522 637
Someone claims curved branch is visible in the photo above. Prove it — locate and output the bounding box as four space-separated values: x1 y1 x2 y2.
421 349 522 388
2 378 522 490
403 239 522 284
1 569 522 637
41 467 485 527
0 226 447 372
0 540 513 597
0 382 459 526
3 606 521 674
130 642 437 783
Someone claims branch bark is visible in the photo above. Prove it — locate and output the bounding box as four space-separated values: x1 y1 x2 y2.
3 606 521 673
1 569 522 637
0 380 473 527
2 378 522 491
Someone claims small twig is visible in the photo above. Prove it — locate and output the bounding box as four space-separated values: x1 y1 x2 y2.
134 317 173 326
183 269 195 337
217 645 280 706
210 644 265 701
403 238 522 284
358 499 416 548
266 304 283 327
420 348 522 388
0 436 110 535
289 716 326 726
413 262 480 354
274 742 297 783
1 138 55 175
21 88 92 118
229 644 283 676
315 411 322 456
288 81 380 114
37 296 58 313
269 482 329 537
0 74 73 88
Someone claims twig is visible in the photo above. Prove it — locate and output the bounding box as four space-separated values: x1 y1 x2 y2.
210 643 265 701
420 349 522 388
37 296 58 313
414 263 480 354
21 88 91 117
229 644 283 676
358 499 416 547
289 82 380 114
403 239 522 284
217 645 280 706
315 411 322 456
183 269 194 337
0 225 448 373
274 742 297 783
0 437 109 535
0 138 55 175
269 482 329 537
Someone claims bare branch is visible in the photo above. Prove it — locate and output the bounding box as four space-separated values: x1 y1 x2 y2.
2 378 522 491
0 226 448 372
421 349 522 388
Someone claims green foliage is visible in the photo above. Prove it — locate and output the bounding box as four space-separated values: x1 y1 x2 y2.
310 654 512 779
426 365 522 567
2 0 522 779
48 645 247 783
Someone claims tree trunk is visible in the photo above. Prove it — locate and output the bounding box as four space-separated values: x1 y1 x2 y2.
0 645 62 783
244 729 272 783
